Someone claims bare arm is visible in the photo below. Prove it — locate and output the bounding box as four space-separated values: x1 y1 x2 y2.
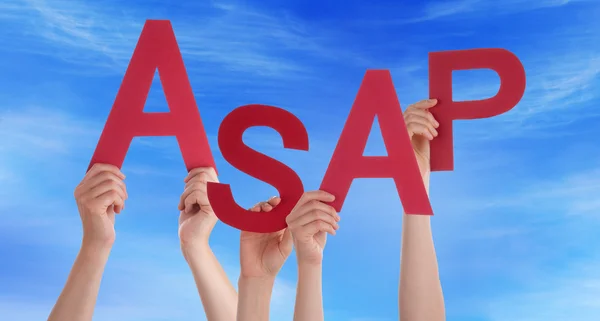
183 243 238 321
47 241 110 321
237 276 275 321
399 99 445 321
178 167 237 321
289 191 339 321
399 170 445 321
294 263 324 321
48 164 127 321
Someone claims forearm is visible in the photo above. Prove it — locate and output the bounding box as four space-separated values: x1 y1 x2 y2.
48 239 111 321
237 276 274 321
399 170 445 321
183 243 237 321
294 263 324 321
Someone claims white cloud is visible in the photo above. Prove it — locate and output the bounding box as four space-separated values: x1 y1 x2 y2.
0 194 299 321
465 167 600 216
0 104 301 321
406 0 585 23
0 0 356 79
482 260 600 321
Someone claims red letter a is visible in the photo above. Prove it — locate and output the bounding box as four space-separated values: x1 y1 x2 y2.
88 20 215 172
320 70 432 215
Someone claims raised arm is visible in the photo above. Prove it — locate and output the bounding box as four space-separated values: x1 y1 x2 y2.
288 191 339 321
178 167 237 321
237 197 294 321
48 164 128 321
399 99 446 321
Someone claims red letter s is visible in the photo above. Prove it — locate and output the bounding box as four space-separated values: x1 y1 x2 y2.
208 105 309 233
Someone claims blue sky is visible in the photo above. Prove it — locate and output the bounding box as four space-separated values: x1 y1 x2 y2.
0 0 599 320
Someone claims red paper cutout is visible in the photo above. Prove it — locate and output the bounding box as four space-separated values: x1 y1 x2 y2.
428 48 526 171
208 104 308 233
88 20 215 172
319 70 433 215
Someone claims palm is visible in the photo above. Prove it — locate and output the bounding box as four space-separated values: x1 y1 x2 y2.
296 231 327 263
410 131 430 168
240 230 288 277
178 207 216 243
78 204 116 243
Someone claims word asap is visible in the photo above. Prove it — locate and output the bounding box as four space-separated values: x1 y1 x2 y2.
89 20 526 233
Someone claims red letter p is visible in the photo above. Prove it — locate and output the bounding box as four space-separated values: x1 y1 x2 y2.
429 48 526 171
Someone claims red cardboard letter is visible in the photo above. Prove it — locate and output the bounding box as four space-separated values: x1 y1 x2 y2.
89 20 215 172
208 105 308 233
428 48 526 171
319 70 432 215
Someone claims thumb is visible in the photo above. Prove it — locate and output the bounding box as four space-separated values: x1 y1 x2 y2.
107 206 116 224
280 228 293 256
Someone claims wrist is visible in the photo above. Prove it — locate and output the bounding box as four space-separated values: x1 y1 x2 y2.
296 252 324 267
80 238 112 262
82 235 113 253
181 240 211 261
298 262 323 277
239 274 276 282
238 275 276 289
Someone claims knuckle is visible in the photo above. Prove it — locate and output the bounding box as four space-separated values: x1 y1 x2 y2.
286 215 296 225
108 181 120 190
309 199 321 207
309 209 320 218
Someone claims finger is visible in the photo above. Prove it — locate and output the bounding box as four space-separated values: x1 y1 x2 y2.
249 201 264 212
260 202 273 212
179 182 207 211
279 228 293 256
289 209 339 230
267 196 281 207
404 108 439 128
407 122 435 140
296 190 335 208
408 99 438 110
86 179 127 202
85 164 125 182
184 189 210 214
94 190 124 214
405 114 438 137
185 167 218 184
302 220 336 236
288 199 339 223
82 172 128 199
258 196 282 212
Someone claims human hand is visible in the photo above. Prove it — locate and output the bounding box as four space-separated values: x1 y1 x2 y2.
239 196 293 279
178 167 219 248
74 163 128 247
286 191 339 266
404 99 440 171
